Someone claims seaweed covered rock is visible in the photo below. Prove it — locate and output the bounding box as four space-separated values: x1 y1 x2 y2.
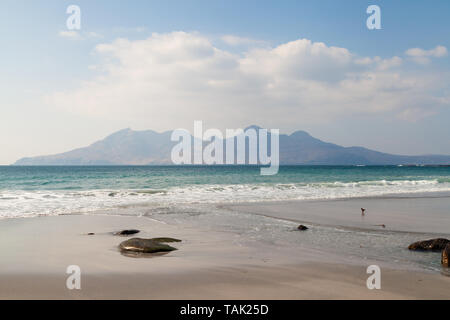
408 238 450 251
115 229 140 236
119 238 178 253
442 243 450 267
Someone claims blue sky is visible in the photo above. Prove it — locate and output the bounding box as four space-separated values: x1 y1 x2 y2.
1 0 450 164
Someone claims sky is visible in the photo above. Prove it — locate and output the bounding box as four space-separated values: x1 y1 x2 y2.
1 0 450 164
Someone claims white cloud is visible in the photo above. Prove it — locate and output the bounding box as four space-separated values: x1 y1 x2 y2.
46 32 450 131
355 56 402 70
405 45 448 64
377 56 403 70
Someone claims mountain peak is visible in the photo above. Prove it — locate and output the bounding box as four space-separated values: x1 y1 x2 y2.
107 127 132 136
244 125 263 131
100 128 133 142
290 130 312 138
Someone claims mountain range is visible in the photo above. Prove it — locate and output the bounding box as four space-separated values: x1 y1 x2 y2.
13 127 450 165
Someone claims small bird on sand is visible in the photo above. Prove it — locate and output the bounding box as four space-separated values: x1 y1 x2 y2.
361 208 366 216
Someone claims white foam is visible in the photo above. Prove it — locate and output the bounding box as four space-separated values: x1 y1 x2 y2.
1 179 449 219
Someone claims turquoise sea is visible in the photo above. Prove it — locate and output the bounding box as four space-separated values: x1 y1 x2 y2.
0 165 450 219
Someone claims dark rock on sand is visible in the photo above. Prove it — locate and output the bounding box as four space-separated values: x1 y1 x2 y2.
87 233 95 236
115 229 140 236
408 238 450 251
297 225 309 231
442 243 450 267
119 238 178 253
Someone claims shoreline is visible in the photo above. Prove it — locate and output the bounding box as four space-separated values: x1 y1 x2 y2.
1 189 450 221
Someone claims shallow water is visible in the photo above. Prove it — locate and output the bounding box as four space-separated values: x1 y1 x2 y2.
82 198 449 273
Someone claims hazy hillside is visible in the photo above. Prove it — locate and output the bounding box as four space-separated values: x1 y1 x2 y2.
13 127 450 165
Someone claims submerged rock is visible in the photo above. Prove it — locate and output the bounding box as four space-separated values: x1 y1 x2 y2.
442 244 450 267
297 225 309 231
119 238 178 253
115 229 140 236
408 238 450 251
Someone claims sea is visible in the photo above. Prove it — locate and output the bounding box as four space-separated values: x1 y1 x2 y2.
1 165 449 219
1 165 450 272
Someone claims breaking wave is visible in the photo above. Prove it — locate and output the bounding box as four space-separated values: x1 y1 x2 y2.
1 179 449 218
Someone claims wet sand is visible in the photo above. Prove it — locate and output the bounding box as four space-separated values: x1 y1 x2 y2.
224 196 450 234
0 212 449 299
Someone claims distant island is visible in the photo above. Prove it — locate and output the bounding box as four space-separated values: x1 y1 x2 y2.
13 127 450 165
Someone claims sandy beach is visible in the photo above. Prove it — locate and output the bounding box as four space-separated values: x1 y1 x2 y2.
0 196 449 300
3 0 450 305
